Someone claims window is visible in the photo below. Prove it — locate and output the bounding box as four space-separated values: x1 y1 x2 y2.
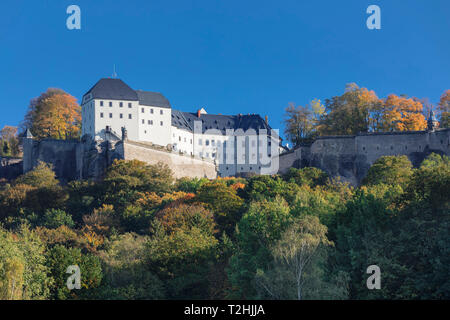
141 108 144 113
150 120 153 125
190 139 192 144
206 140 210 146
128 114 132 119
120 102 123 107
142 119 145 124
212 140 215 146
150 109 154 114
120 113 123 119
100 101 104 106
100 112 104 118
160 121 163 126
198 139 203 145
128 103 132 108
212 153 216 158
109 113 113 118
148 120 151 125
160 110 163 115
109 102 112 107
179 136 181 141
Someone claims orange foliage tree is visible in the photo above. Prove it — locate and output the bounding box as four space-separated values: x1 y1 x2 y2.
318 83 383 135
23 88 81 140
381 94 426 131
438 89 450 128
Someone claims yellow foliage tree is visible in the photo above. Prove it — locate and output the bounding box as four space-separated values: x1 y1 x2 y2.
23 89 81 140
382 94 426 131
438 89 450 128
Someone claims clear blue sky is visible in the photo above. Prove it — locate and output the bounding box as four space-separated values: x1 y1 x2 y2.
1 0 449 139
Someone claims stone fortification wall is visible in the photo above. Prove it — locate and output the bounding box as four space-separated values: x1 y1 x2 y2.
123 140 217 179
278 129 450 185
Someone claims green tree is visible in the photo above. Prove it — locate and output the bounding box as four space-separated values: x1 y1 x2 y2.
283 167 328 188
95 233 165 299
15 161 59 188
41 209 75 229
362 155 413 187
146 220 219 299
46 244 102 299
2 140 10 156
255 215 346 300
196 182 244 236
0 226 52 299
227 197 291 298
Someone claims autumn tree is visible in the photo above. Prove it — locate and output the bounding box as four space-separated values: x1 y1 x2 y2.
318 83 382 135
196 181 244 236
438 89 450 128
381 94 426 131
284 99 325 146
0 126 20 157
22 88 81 140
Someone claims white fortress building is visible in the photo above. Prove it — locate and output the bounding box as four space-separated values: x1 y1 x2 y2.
81 78 283 177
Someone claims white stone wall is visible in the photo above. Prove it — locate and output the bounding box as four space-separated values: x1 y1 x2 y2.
137 104 172 147
82 98 140 141
82 99 281 177
171 127 194 155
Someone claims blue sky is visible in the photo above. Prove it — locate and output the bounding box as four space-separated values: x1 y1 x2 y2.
1 0 449 139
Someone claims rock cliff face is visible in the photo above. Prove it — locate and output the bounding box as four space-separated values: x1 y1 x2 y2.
278 128 450 185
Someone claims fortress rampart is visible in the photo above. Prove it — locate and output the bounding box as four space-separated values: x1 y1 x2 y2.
1 128 448 185
17 135 217 183
278 128 450 185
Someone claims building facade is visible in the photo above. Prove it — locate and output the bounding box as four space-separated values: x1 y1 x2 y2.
81 78 282 176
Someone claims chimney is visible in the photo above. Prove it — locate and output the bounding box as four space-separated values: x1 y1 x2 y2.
197 109 201 118
265 115 268 125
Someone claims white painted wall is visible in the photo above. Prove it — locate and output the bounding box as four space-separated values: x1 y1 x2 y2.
82 99 280 177
137 104 172 147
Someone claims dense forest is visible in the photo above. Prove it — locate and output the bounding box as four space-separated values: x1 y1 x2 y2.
0 152 448 300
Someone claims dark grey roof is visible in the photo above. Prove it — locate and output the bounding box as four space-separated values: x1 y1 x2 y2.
171 110 278 137
136 90 171 108
84 78 138 101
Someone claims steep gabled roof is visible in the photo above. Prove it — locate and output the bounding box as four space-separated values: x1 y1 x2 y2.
171 110 278 138
84 78 138 101
136 90 171 108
